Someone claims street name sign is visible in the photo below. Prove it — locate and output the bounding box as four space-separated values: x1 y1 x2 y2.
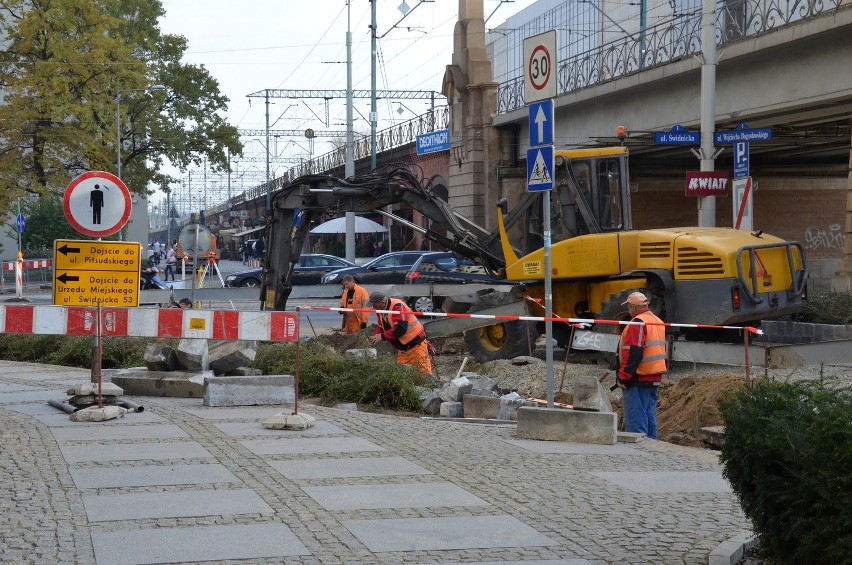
528 100 554 147
53 240 140 307
415 129 450 155
527 146 554 192
63 171 132 238
713 127 772 144
523 30 557 104
654 125 700 145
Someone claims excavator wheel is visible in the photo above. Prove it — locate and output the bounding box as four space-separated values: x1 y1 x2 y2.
464 321 532 363
596 288 666 333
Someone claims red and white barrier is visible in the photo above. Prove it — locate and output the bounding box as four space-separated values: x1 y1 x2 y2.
0 305 299 342
298 305 762 334
3 259 51 270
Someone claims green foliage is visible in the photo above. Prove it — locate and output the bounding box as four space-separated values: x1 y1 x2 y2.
0 0 242 207
253 341 424 412
4 194 122 258
0 333 147 368
719 379 852 564
792 291 852 325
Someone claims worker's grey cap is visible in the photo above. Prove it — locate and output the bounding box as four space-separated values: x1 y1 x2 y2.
368 291 386 304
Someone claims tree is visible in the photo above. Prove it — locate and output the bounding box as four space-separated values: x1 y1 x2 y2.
0 0 242 211
3 194 109 258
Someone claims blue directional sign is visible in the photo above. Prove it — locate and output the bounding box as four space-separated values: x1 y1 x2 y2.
654 125 700 145
528 100 554 147
527 146 554 192
16 213 24 233
734 141 749 178
714 127 772 144
415 129 450 155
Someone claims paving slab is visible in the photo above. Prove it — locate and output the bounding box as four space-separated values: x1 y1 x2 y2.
82 488 273 522
241 436 385 455
343 515 558 552
0 390 67 403
70 463 240 489
31 409 165 427
0 383 40 393
444 561 589 565
51 423 188 442
270 456 434 479
91 522 310 565
213 420 347 437
591 471 733 493
4 401 67 415
184 405 292 420
504 438 648 455
59 441 212 463
303 482 489 510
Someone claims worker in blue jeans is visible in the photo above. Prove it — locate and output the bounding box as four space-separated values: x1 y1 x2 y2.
615 292 667 438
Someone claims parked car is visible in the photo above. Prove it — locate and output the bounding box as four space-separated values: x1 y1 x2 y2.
404 252 509 311
320 251 427 285
224 254 355 288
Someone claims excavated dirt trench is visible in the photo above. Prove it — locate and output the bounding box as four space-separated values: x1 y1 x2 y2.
315 332 847 447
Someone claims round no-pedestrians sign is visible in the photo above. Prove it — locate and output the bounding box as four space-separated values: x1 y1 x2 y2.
63 171 132 238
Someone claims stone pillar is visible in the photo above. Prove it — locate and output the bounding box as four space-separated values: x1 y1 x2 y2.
832 133 852 292
442 0 501 231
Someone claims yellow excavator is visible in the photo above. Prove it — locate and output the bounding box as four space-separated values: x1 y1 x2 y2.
261 147 807 362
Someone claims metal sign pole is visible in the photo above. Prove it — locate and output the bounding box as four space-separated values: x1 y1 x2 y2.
543 193 554 408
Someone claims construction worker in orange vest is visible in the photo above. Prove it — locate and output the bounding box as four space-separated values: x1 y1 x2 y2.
615 291 667 438
339 275 370 334
367 291 432 377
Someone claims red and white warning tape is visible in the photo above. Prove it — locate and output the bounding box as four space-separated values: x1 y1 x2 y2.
297 305 762 335
0 304 299 342
3 259 52 270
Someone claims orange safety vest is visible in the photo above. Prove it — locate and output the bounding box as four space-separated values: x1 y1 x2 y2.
340 284 370 324
620 310 667 377
377 298 424 347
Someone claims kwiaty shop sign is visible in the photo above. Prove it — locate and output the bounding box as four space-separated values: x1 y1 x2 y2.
416 129 450 155
685 171 730 197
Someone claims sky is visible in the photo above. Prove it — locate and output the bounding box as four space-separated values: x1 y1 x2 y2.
156 0 539 207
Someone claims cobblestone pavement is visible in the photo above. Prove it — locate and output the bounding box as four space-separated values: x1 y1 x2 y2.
0 361 753 564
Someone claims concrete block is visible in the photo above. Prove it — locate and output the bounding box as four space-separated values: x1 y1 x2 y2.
144 343 178 371
345 348 377 358
203 375 294 407
440 376 473 402
176 339 209 371
208 340 257 375
617 431 646 443
66 383 123 397
515 406 617 445
462 394 501 419
498 392 525 421
418 388 442 416
106 368 207 398
461 372 498 395
572 375 613 412
228 367 262 376
510 355 541 365
439 401 463 418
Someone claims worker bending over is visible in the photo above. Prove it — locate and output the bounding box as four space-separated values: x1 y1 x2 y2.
367 291 432 376
339 275 370 334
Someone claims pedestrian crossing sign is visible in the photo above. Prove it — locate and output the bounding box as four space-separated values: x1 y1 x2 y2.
527 146 554 191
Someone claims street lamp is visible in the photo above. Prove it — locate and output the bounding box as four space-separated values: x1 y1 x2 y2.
115 84 167 180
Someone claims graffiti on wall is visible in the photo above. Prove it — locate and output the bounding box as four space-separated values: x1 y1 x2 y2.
804 224 845 250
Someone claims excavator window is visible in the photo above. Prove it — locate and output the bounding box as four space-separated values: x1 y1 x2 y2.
596 159 623 230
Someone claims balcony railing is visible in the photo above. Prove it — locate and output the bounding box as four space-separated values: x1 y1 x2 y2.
498 0 847 113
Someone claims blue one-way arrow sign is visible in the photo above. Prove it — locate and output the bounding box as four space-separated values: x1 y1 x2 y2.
528 100 554 147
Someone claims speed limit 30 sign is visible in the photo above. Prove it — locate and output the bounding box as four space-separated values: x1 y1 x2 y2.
524 30 557 103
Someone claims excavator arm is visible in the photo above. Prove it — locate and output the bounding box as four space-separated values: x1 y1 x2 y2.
261 165 510 311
